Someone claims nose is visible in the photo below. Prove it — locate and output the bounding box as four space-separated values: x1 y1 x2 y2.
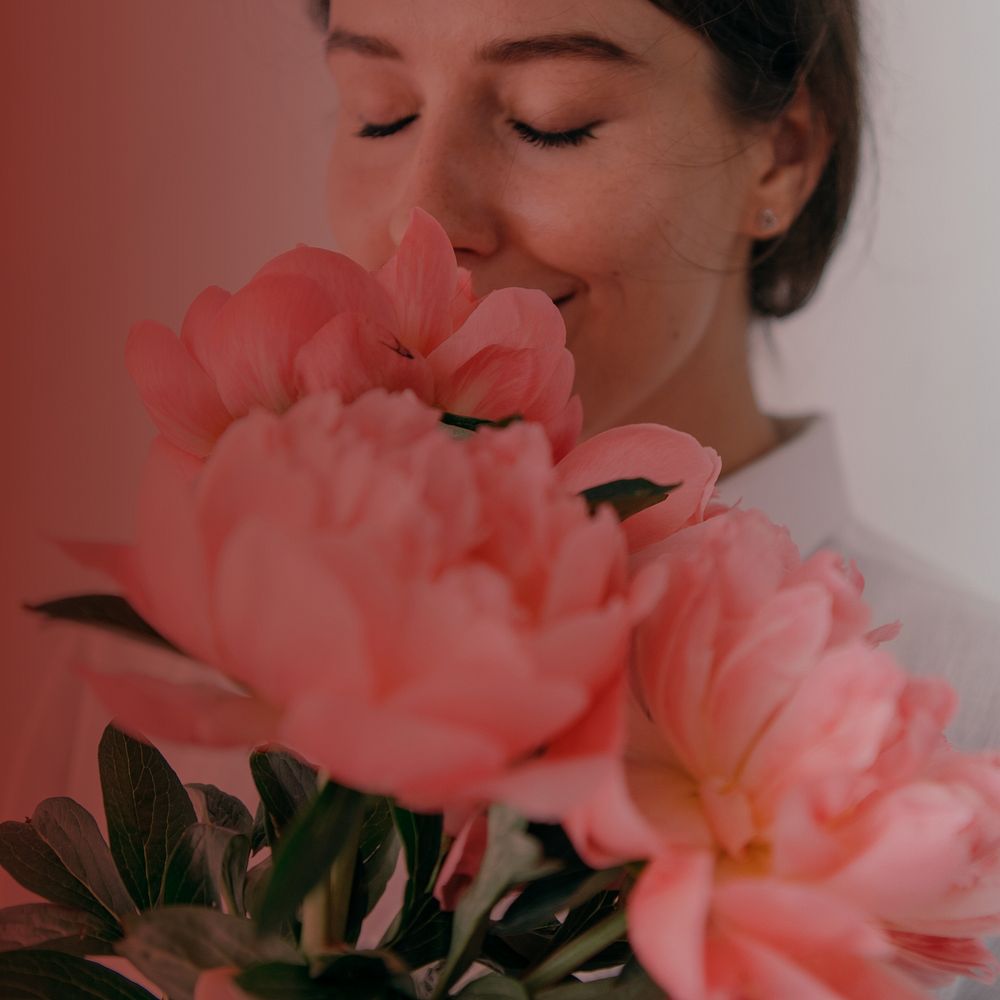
386 112 502 262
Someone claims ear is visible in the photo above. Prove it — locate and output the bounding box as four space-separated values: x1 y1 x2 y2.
742 85 833 239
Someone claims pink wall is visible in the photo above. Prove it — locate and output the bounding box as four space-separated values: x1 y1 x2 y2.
0 2 331 903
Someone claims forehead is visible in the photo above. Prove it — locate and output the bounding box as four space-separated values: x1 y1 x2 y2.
324 0 695 74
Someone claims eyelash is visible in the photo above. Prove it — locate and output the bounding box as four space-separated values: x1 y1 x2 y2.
354 114 599 149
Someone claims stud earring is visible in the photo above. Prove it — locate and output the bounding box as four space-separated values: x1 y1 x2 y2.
758 208 779 233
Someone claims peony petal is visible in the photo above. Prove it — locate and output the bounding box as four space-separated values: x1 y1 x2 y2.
193 399 342 574
545 393 584 462
528 606 630 687
132 438 217 662
200 273 341 417
818 956 937 1000
450 265 479 329
211 519 372 705
871 676 958 787
281 693 504 807
785 549 871 647
819 782 982 926
293 312 434 403
742 644 905 815
428 287 566 376
635 563 722 777
126 320 232 456
889 930 1000 987
470 672 628 822
55 539 138 594
179 285 232 371
704 583 834 779
387 666 587 763
627 850 714 1000
714 880 888 958
77 664 276 749
376 207 461 354
562 758 664 868
721 935 853 1000
556 424 721 551
250 245 396 329
542 512 627 621
435 345 553 421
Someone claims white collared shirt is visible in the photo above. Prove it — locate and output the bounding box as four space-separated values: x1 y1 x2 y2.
716 414 1000 753
718 414 1000 1000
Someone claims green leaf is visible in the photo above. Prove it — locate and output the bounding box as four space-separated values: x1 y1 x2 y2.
457 973 530 998
251 800 270 854
0 797 134 928
99 723 197 910
250 748 319 839
237 953 416 999
522 909 628 993
439 412 524 434
482 925 556 974
535 983 616 999
0 948 157 999
116 907 301 1000
236 962 336 999
356 798 400 920
160 823 250 913
186 783 255 839
551 892 619 951
579 479 680 521
391 807 445 923
577 942 632 973
495 868 622 937
377 807 448 965
245 860 273 921
258 781 367 934
383 904 452 971
432 807 550 998
24 594 177 652
0 903 120 956
32 799 137 919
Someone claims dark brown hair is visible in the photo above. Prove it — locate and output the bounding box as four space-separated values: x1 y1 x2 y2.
307 0 863 318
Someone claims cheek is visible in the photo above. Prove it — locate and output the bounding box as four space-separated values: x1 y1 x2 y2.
325 141 395 269
549 165 743 428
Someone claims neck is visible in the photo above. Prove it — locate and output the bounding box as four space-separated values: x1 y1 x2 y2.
603 285 779 477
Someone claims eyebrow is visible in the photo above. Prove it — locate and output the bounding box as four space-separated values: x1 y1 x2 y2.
324 28 648 68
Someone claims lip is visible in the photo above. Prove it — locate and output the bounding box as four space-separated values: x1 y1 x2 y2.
552 293 575 307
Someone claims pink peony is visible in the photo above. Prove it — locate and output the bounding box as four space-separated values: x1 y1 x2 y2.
563 508 1000 999
126 208 582 461
66 388 667 818
555 423 722 555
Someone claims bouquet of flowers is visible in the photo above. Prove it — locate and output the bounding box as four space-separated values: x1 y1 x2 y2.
2 210 998 1000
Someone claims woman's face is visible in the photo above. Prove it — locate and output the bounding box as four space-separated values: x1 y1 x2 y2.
323 0 766 437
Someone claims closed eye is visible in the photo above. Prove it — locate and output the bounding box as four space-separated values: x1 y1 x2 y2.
354 114 600 149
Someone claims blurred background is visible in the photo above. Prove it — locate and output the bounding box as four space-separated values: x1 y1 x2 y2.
1 0 998 896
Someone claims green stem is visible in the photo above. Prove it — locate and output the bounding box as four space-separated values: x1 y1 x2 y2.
522 909 628 992
300 868 333 960
328 804 364 942
299 775 366 959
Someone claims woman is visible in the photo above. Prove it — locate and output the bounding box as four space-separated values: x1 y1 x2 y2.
310 2 1000 992
308 0 1000 728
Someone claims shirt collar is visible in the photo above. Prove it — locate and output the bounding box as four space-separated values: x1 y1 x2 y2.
713 413 852 555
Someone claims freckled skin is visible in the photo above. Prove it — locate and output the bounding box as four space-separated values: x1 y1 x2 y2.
322 0 809 470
